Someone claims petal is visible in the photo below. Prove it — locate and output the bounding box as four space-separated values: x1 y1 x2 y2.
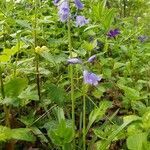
88 55 96 63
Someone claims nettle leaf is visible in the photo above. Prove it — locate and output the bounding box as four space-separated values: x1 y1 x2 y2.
5 77 28 98
86 101 112 133
127 132 149 150
47 84 65 105
48 120 74 146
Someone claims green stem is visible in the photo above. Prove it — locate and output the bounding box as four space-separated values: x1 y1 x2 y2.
67 4 75 148
14 35 20 76
33 0 41 100
83 84 86 150
68 13 75 129
0 69 10 127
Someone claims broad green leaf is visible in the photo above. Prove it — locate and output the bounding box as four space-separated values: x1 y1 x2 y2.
46 84 65 105
11 128 35 142
100 115 141 150
0 126 35 142
86 101 112 133
18 85 39 101
0 126 11 141
142 109 150 129
5 77 28 98
127 133 148 150
48 120 74 146
118 84 141 101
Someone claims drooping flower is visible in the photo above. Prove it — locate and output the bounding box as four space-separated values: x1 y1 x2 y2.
88 55 96 63
58 1 70 22
76 15 89 27
107 29 120 38
67 58 82 64
138 35 148 42
53 0 60 5
74 0 84 9
83 70 102 86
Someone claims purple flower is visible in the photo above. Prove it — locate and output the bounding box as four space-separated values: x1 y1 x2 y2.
107 29 120 38
58 1 70 22
83 70 102 86
88 55 96 63
67 58 82 64
138 35 148 42
53 0 60 5
74 0 84 9
76 15 89 27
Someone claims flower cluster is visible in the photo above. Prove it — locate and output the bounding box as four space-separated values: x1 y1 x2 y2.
53 0 88 27
58 1 70 22
67 55 102 86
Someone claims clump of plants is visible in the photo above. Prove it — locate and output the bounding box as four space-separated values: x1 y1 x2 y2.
0 0 150 150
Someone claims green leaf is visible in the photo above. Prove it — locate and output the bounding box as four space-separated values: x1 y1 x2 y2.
118 84 141 101
31 127 48 143
100 115 141 150
46 84 65 105
18 85 39 102
142 109 150 129
0 126 35 142
86 101 112 133
48 120 74 146
127 133 148 150
5 77 28 98
0 126 11 141
16 19 31 29
11 128 35 142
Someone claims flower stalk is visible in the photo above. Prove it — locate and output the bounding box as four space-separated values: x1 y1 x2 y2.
68 13 75 135
33 0 41 101
67 1 75 148
82 84 86 150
